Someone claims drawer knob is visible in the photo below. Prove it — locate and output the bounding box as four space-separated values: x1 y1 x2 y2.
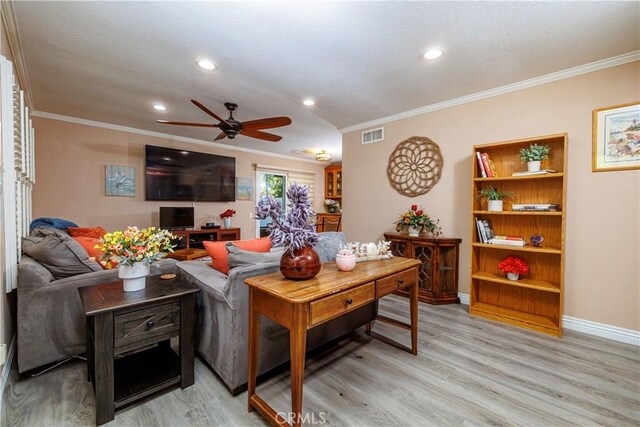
146 320 155 329
345 298 353 305
398 279 404 285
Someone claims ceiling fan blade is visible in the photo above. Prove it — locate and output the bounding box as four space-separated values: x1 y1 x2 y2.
157 120 218 128
214 132 227 141
191 99 231 126
241 117 292 130
241 128 282 142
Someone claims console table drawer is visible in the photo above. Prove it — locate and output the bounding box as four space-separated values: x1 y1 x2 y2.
114 302 180 348
376 268 416 297
310 282 374 327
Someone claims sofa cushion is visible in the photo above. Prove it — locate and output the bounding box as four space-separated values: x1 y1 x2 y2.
203 237 271 275
313 232 346 263
68 226 107 239
72 236 114 269
22 234 103 280
226 242 284 271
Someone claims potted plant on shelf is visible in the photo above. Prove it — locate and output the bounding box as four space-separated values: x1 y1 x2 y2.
98 226 176 291
220 209 236 229
325 199 340 214
255 183 320 280
498 255 529 281
476 186 515 212
519 143 550 172
394 204 442 237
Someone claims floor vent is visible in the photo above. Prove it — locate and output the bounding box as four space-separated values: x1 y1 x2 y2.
361 127 384 144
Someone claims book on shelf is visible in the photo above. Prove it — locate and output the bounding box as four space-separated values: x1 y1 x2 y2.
512 203 561 212
511 169 557 176
476 152 487 178
489 238 526 247
480 153 497 177
475 218 495 243
493 235 524 241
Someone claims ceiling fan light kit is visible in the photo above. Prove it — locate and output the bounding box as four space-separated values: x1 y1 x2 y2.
316 151 332 161
157 100 292 143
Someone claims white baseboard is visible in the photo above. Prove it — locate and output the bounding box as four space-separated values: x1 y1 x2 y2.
0 334 16 409
457 293 639 346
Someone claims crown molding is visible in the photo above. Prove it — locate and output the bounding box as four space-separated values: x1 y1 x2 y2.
31 111 324 164
458 293 639 346
0 1 34 110
338 51 640 134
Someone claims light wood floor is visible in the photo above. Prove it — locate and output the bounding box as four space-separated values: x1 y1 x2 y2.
3 296 639 426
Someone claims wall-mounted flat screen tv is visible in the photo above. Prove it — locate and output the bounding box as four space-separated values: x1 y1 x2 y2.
145 145 236 201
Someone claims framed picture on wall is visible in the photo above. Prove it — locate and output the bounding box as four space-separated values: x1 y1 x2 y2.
236 177 253 201
105 165 136 196
592 101 640 172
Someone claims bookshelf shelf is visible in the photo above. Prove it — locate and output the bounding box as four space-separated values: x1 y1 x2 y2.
472 271 560 293
472 210 563 216
471 242 562 254
473 173 564 182
471 133 567 337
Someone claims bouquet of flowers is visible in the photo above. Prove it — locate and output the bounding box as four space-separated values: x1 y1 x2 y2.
498 256 529 276
219 209 236 219
325 199 340 213
97 226 176 267
255 183 318 254
394 204 441 235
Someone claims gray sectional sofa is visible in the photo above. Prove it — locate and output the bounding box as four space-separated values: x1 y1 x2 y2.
176 232 375 394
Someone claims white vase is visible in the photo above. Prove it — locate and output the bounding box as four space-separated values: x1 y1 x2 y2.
527 160 541 172
335 253 357 271
408 226 419 237
118 262 150 292
507 272 519 281
223 218 232 229
487 200 503 212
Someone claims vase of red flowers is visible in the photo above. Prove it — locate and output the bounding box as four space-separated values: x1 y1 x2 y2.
498 255 529 281
220 209 236 229
394 204 441 236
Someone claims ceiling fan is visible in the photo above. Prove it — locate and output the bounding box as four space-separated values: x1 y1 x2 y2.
157 100 292 142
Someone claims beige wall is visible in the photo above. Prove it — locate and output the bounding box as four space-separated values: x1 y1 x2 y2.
343 61 640 331
32 117 325 238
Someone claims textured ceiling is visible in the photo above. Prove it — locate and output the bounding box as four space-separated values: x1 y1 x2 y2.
12 1 640 161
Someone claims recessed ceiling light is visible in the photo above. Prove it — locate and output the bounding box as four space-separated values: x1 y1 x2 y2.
153 104 167 111
423 48 445 60
303 99 316 107
197 60 216 70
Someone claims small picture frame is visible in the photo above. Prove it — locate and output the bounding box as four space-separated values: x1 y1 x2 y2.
105 165 136 196
592 101 640 172
236 177 254 201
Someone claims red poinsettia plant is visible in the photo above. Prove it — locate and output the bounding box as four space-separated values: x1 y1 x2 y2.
498 256 529 275
219 209 236 219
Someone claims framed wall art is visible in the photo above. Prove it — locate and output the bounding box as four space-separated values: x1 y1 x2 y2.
105 165 136 196
236 177 254 201
592 101 640 172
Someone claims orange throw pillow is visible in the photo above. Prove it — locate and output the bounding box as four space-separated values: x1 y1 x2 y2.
68 227 108 239
203 238 271 275
72 236 117 269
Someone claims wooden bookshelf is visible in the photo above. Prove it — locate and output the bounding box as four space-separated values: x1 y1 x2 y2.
470 133 567 337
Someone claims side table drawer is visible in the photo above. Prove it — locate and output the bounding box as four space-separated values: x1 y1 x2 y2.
310 282 374 327
114 302 180 349
376 268 416 297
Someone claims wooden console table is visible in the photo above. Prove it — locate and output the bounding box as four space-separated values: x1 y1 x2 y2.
245 257 420 427
384 233 462 305
172 227 240 249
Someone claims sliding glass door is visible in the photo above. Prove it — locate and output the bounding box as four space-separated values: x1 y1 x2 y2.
255 171 287 238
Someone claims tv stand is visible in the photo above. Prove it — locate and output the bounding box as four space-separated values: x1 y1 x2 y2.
170 228 241 249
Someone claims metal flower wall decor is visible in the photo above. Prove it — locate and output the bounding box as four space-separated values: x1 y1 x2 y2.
387 136 443 197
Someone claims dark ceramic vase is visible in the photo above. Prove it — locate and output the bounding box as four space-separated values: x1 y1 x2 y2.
280 246 321 280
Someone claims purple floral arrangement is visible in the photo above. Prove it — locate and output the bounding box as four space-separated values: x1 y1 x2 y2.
255 183 319 254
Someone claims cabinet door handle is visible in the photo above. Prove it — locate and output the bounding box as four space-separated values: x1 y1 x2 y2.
146 320 155 329
398 279 404 285
345 298 353 305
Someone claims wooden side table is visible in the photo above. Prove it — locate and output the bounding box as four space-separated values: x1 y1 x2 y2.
167 248 209 261
79 276 200 425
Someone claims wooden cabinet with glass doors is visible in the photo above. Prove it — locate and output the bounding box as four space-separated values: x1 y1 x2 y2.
324 164 342 199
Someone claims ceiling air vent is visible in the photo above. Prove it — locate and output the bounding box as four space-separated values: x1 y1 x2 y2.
361 127 384 144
